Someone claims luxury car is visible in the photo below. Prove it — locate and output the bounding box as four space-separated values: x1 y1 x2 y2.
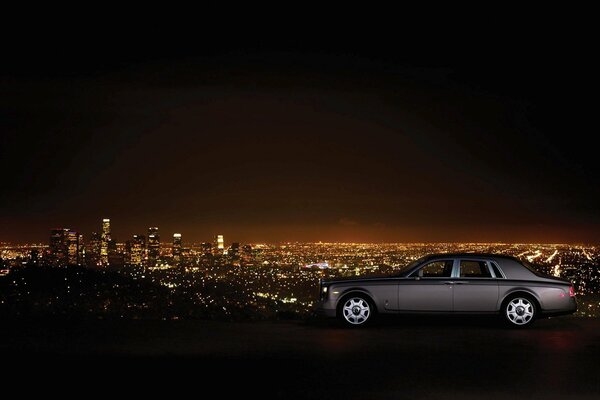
317 253 577 327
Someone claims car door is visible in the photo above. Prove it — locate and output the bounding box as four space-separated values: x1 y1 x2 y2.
452 259 499 312
397 259 454 311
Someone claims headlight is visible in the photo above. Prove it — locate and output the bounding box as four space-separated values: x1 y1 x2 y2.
320 285 328 300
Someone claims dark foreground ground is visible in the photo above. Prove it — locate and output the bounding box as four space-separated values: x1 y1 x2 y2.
2 316 600 399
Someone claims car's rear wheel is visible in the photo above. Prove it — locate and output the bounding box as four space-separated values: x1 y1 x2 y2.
503 295 536 327
339 294 374 327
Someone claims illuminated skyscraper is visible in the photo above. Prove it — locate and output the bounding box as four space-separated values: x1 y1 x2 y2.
172 233 182 264
100 218 111 265
50 228 68 265
229 242 240 257
66 230 81 265
201 242 212 256
214 234 224 255
148 227 160 267
129 234 146 266
50 228 81 266
78 234 84 265
107 239 121 267
228 242 241 266
88 232 102 267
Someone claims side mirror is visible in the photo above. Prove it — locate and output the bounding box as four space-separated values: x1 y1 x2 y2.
414 276 421 281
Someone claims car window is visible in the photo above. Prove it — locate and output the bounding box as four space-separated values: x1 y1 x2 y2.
417 260 453 278
459 260 492 278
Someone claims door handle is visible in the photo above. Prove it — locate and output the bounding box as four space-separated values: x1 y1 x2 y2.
444 281 454 285
453 281 468 284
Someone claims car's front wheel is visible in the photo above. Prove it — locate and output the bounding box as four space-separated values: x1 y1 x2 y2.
339 295 374 327
503 295 536 327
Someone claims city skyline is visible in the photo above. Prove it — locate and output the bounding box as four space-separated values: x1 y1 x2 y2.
2 216 599 245
2 222 600 247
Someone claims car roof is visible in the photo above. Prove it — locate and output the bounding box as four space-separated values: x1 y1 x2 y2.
405 253 536 279
420 253 520 262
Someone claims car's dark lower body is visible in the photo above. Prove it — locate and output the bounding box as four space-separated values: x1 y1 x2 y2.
541 297 577 317
317 296 577 327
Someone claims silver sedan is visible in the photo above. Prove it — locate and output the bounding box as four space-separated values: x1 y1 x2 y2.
317 253 577 327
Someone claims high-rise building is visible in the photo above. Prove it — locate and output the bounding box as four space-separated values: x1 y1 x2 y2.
172 233 182 264
128 234 146 266
228 242 241 266
100 218 111 265
200 242 212 255
66 230 81 265
88 232 102 267
229 242 240 257
50 228 81 266
148 227 160 267
214 234 224 255
201 242 212 256
77 234 84 265
107 239 121 267
241 244 254 266
50 228 69 265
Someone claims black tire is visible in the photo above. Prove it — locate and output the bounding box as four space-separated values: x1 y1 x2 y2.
502 294 537 328
337 293 375 327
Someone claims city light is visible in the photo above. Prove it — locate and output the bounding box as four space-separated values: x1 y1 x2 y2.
0 219 599 319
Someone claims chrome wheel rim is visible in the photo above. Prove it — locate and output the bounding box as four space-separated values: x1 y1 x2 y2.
506 298 534 325
342 297 370 325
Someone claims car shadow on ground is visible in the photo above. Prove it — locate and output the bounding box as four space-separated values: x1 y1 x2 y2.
303 313 579 330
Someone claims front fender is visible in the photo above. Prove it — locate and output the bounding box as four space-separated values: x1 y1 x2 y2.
335 287 379 312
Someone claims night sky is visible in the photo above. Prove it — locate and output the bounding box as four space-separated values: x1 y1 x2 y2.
2 19 598 244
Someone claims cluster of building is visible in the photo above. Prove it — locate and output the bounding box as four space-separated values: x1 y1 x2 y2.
47 218 252 268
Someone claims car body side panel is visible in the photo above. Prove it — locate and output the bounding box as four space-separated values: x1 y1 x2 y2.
397 279 453 311
536 286 576 311
497 283 542 311
493 258 538 280
330 281 399 312
497 281 576 313
452 279 499 311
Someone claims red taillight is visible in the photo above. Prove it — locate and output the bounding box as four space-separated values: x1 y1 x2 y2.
569 286 576 297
